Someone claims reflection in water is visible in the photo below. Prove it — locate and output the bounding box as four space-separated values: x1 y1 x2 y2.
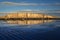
6 20 53 25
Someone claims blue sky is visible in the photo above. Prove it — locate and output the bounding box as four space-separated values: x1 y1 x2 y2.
0 0 60 13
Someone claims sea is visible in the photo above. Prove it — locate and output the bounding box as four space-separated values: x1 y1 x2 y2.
0 20 60 40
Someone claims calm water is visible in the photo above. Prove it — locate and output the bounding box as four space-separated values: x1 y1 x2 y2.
0 20 60 40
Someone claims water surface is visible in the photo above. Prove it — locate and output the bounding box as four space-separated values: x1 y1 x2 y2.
0 20 60 40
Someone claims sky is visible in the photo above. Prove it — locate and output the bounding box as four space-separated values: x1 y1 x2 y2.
0 0 60 14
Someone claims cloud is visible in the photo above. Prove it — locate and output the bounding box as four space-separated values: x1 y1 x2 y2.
0 1 60 6
0 1 38 6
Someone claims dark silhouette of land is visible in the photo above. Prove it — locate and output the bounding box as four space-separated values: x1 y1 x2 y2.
0 18 60 20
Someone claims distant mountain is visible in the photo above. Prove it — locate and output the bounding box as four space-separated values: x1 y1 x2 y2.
5 12 54 18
